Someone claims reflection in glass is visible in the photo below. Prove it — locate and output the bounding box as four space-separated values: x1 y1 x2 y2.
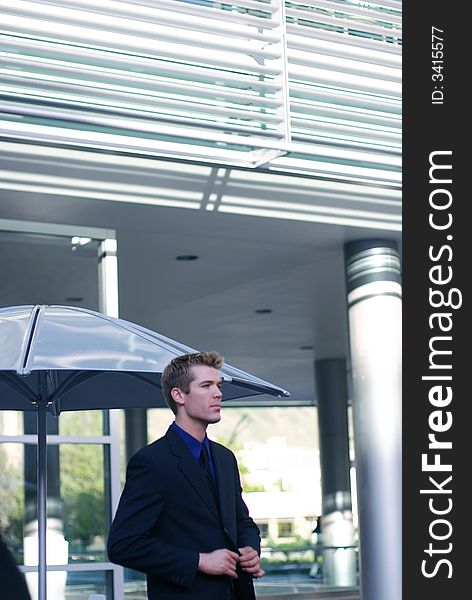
0 443 25 563
61 444 107 563
0 440 107 565
65 569 107 598
0 411 24 436
59 411 104 437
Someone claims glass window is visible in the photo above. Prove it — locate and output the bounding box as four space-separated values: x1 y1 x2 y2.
278 521 294 538
0 412 24 436
0 443 25 564
124 568 146 599
60 444 107 563
59 411 104 437
65 569 109 598
0 441 108 565
257 522 269 538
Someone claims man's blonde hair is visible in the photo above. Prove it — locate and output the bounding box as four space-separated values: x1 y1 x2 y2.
161 351 224 414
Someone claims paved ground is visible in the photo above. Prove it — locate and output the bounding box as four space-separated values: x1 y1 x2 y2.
64 573 360 600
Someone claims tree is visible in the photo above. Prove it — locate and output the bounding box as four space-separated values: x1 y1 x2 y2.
59 412 105 551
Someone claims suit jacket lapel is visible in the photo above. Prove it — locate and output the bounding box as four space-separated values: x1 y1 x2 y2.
211 441 237 547
166 427 220 521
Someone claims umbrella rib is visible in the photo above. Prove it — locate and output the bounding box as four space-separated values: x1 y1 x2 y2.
0 371 36 402
49 370 105 403
125 371 163 390
226 378 290 398
18 305 40 375
18 304 46 375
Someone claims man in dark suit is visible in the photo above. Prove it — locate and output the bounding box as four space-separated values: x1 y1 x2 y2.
107 351 264 599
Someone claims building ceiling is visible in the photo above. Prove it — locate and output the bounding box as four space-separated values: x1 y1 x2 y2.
0 143 401 406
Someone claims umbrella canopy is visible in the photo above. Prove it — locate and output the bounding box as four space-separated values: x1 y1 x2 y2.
0 304 290 413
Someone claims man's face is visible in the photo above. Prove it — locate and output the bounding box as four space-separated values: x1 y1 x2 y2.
177 365 223 425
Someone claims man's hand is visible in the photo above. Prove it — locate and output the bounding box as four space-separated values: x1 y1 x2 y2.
198 549 239 578
238 546 265 578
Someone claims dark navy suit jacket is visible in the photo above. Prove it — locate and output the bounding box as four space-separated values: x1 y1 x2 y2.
107 426 260 599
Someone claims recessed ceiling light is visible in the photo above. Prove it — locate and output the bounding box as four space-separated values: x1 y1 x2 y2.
71 236 92 246
254 308 272 314
299 345 314 350
176 255 199 261
65 297 84 302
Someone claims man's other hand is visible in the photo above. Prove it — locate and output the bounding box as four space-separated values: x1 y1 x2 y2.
238 546 265 578
198 549 239 578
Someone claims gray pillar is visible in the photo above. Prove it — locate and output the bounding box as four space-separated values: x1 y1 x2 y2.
24 410 68 600
124 408 148 583
315 358 356 586
125 408 148 464
344 240 402 600
24 412 62 527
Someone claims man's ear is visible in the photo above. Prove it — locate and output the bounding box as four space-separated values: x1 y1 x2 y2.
171 387 185 407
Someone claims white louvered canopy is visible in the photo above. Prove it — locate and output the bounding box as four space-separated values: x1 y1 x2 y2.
0 0 401 185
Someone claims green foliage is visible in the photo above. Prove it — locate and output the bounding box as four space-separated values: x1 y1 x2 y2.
216 413 251 480
269 534 313 551
261 535 315 567
0 412 106 555
57 412 105 549
0 446 24 557
243 483 265 492
60 443 105 549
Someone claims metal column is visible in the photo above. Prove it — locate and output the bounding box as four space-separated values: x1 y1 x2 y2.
315 358 356 586
344 240 402 600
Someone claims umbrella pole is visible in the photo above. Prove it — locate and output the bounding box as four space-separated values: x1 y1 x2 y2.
37 401 48 600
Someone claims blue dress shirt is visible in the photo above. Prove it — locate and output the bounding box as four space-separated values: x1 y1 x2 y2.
170 422 217 484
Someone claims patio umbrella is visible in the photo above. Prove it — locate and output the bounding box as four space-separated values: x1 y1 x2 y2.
0 304 290 600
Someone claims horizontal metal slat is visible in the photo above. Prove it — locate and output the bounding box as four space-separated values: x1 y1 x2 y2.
285 7 402 40
0 13 281 63
0 36 283 94
287 48 400 83
0 77 282 124
289 82 400 114
289 121 400 149
0 124 259 167
0 54 281 108
124 0 277 20
287 33 401 68
0 101 285 140
149 0 277 13
286 23 401 56
287 0 401 24
289 100 400 129
0 30 282 81
2 0 277 48
288 64 401 98
289 131 401 157
0 117 289 152
347 0 401 9
290 119 400 145
39 0 278 35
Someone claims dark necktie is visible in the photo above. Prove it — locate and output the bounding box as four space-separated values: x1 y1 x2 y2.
199 444 218 504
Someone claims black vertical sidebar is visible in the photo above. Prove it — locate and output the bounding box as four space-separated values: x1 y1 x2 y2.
404 2 466 599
